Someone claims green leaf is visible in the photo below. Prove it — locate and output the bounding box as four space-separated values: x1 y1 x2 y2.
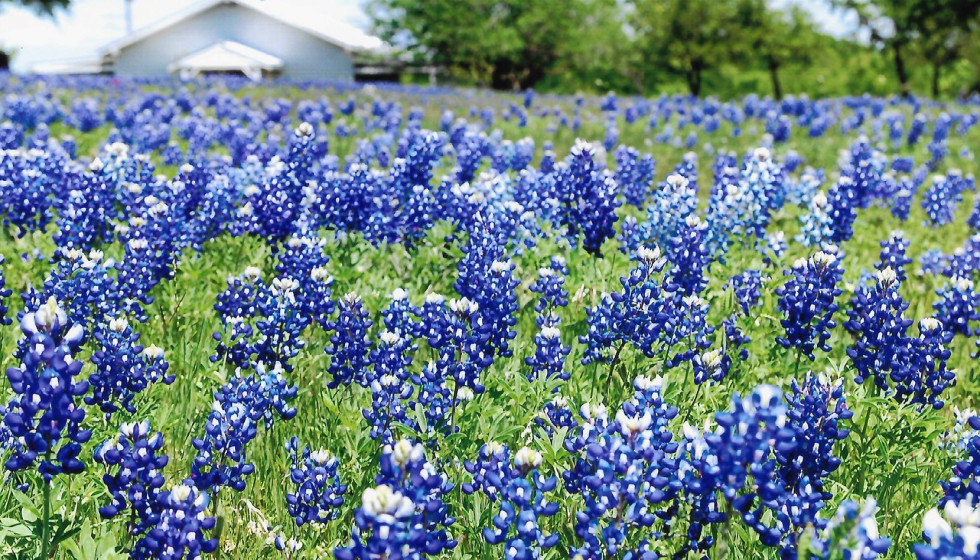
9 489 40 518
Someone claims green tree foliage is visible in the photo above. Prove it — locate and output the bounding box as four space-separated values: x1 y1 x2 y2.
372 0 980 98
369 0 621 90
630 0 750 97
833 0 980 97
741 4 822 99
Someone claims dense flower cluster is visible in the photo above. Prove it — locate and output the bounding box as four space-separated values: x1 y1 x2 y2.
2 297 90 479
10 75 980 560
87 316 173 418
93 420 168 534
192 363 297 493
526 256 570 384
562 375 679 559
131 481 218 560
915 500 980 560
464 443 560 560
776 248 844 361
284 436 347 526
336 439 457 560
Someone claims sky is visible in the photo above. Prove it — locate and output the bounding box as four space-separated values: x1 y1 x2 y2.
0 0 857 74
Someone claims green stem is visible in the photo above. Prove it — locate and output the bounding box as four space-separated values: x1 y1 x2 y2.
212 490 225 541
603 342 627 401
682 382 703 425
38 475 51 560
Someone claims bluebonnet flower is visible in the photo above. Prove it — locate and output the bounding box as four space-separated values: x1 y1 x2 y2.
901 318 957 410
682 384 837 551
93 420 168 535
3 297 90 479
376 439 457 554
691 349 731 386
705 147 784 253
553 140 621 256
364 331 414 444
923 173 963 228
915 499 980 560
251 277 316 370
536 394 579 437
334 484 425 560
943 407 980 451
934 277 980 338
729 269 765 314
42 247 126 328
845 267 913 388
613 145 656 207
562 375 679 559
777 374 853 550
890 178 916 222
674 151 699 190
581 246 674 366
421 294 492 401
764 231 789 265
635 173 698 251
908 113 927 146
87 317 173 418
407 359 457 439
797 191 834 248
826 177 859 244
131 481 218 560
0 255 12 326
776 248 844 361
784 168 822 207
285 436 347 526
464 444 560 560
276 233 336 326
192 363 297 493
336 440 456 560
878 231 912 283
806 498 890 560
666 215 711 298
325 292 374 388
967 194 980 233
526 257 570 384
382 289 422 341
454 225 519 359
939 415 980 507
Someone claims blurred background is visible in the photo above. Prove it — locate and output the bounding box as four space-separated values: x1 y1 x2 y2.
2 0 979 98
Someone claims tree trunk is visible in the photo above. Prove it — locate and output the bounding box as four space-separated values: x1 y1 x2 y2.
931 62 941 98
686 62 702 97
893 42 910 97
769 61 783 100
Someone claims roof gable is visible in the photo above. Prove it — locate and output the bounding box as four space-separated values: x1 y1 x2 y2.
100 0 382 56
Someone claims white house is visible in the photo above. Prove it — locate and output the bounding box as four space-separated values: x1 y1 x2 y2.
36 0 386 81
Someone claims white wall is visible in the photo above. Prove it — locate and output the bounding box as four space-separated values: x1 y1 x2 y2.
112 3 355 80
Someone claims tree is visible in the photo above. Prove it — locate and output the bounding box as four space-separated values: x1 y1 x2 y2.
834 0 980 97
832 0 916 96
368 0 606 90
1 0 70 15
743 3 822 99
631 0 751 97
915 0 979 97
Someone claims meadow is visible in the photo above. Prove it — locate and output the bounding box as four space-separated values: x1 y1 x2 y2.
0 74 978 560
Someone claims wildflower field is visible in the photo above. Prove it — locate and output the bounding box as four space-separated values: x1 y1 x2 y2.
1 74 980 560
